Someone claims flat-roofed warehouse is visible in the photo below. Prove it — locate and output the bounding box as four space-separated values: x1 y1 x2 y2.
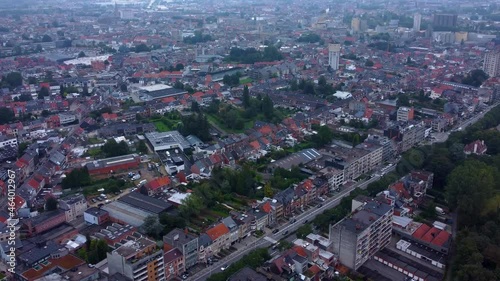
102 192 173 227
118 192 172 214
145 131 191 151
269 148 322 171
85 154 141 176
138 84 187 100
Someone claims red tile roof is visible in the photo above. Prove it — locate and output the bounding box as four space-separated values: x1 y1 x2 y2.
421 227 441 243
412 224 431 239
249 140 260 150
292 245 308 258
261 202 272 213
431 230 450 247
206 223 229 241
146 177 171 191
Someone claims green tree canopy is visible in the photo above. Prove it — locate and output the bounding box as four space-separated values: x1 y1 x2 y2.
1 72 23 89
101 139 130 158
45 197 58 211
446 160 496 227
0 107 15 124
62 167 91 189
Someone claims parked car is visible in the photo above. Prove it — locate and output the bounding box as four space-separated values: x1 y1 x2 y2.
282 230 289 236
272 229 279 234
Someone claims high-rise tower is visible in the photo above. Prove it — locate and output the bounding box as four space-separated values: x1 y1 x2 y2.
413 13 422 31
328 44 341 70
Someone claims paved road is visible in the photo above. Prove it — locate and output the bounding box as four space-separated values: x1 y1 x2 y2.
189 171 389 281
431 101 499 144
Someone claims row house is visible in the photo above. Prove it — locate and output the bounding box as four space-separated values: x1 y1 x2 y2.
144 176 171 196
59 194 88 222
205 223 230 255
164 248 184 280
163 228 199 270
232 211 254 241
221 217 239 245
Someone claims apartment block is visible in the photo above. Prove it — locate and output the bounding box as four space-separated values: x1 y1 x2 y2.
483 51 500 77
163 228 198 269
107 237 166 281
324 144 383 181
396 107 414 122
329 199 393 270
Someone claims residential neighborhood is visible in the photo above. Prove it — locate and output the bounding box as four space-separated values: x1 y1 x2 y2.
0 0 499 281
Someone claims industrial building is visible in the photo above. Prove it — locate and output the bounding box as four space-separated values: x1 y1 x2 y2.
138 84 187 100
145 131 191 152
118 192 173 215
85 154 141 176
329 198 393 270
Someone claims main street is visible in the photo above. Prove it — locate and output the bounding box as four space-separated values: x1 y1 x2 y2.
188 101 498 280
189 167 393 281
431 101 500 144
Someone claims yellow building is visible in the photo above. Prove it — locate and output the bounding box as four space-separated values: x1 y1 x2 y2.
455 32 468 43
351 18 360 32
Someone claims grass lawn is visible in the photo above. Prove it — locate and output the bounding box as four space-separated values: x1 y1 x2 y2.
207 113 256 134
153 121 170 132
87 147 102 157
239 77 253 84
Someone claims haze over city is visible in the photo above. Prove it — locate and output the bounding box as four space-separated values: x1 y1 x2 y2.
0 0 498 281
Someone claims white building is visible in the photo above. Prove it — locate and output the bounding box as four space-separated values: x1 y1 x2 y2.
328 44 341 70
59 194 88 222
0 135 17 148
333 91 352 100
413 13 422 31
483 51 500 77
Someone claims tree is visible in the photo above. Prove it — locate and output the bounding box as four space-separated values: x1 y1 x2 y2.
296 224 312 239
365 59 374 67
102 139 130 158
83 84 89 96
120 83 128 92
41 110 50 117
2 72 23 88
191 101 200 112
78 51 86 58
175 63 184 71
136 140 148 154
173 81 184 90
37 86 50 99
262 95 274 119
0 107 15 125
446 160 495 227
264 182 273 197
134 43 150 53
62 167 91 189
242 85 250 108
397 95 410 107
59 84 65 96
42 34 52 42
461 69 489 87
18 142 29 156
45 197 58 211
35 44 43 53
142 215 163 239
311 125 334 147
